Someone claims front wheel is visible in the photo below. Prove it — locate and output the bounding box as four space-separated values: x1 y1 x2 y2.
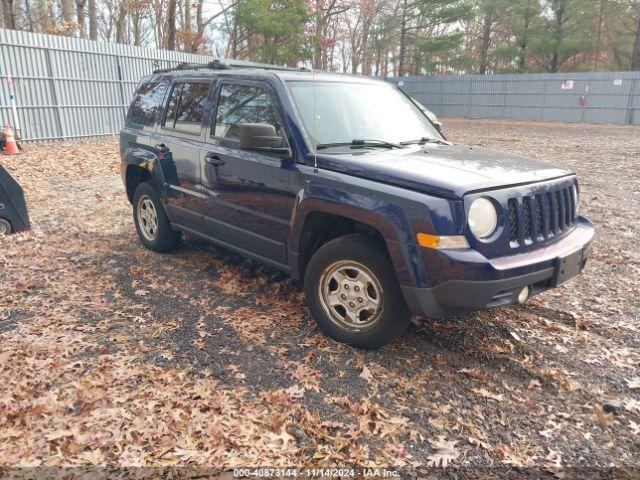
304 234 410 349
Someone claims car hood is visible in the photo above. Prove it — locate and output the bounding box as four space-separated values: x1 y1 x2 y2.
314 144 572 198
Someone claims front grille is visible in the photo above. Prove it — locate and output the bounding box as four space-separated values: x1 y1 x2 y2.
507 184 576 247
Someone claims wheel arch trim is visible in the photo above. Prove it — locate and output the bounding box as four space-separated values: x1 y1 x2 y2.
288 196 418 286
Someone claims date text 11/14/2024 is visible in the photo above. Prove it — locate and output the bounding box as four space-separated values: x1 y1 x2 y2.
233 468 399 478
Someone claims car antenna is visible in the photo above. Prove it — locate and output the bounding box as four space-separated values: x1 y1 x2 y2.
312 57 318 174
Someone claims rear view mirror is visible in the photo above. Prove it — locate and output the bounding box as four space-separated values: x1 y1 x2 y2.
239 123 290 157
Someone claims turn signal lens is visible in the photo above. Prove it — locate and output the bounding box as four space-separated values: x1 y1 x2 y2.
417 233 469 249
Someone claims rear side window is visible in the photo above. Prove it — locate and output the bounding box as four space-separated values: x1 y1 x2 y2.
163 81 211 135
214 84 284 140
127 82 167 126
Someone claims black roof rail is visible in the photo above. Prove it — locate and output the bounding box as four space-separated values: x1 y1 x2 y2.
152 60 232 74
152 59 301 74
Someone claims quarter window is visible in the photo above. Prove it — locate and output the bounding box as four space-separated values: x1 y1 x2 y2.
163 82 210 135
127 81 167 127
214 84 284 140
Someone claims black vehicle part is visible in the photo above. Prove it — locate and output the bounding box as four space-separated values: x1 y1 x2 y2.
152 60 298 74
0 163 30 234
153 60 232 74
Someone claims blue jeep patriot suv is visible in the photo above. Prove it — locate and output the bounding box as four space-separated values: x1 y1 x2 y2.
120 61 594 349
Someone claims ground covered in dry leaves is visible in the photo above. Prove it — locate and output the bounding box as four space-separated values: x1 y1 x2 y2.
1 119 639 477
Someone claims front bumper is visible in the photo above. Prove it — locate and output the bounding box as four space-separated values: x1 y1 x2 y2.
401 217 594 318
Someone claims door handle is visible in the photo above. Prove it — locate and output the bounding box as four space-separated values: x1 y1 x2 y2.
205 154 225 167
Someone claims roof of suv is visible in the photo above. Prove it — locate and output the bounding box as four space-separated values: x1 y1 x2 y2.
153 65 383 85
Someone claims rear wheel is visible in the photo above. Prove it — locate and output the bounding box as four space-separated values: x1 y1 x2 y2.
304 234 410 349
133 181 180 252
0 219 11 236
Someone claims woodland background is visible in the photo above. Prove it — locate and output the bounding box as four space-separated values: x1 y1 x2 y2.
1 1 639 76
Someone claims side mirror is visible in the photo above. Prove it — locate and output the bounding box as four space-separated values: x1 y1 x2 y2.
239 123 290 157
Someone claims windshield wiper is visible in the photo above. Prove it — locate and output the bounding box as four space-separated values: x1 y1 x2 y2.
316 139 404 151
400 137 451 146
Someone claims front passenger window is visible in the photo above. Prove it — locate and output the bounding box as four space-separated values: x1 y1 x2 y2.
214 84 284 141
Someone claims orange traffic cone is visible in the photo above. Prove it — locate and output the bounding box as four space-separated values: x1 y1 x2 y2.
3 124 19 155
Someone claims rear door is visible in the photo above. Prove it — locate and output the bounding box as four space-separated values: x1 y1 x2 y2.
201 80 297 267
152 79 213 229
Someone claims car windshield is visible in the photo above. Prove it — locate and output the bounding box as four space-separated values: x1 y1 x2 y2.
286 80 442 150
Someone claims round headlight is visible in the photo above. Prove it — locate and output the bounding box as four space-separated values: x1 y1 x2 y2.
468 197 498 239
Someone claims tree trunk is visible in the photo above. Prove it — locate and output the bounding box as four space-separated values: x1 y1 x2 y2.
88 0 97 40
192 0 203 53
2 0 16 29
132 10 141 46
42 1 56 32
185 0 192 44
115 4 128 44
479 7 494 74
550 6 562 72
167 0 177 50
594 0 605 70
398 0 408 76
76 0 87 38
518 0 533 71
61 0 73 24
24 0 36 31
633 11 640 70
314 11 325 70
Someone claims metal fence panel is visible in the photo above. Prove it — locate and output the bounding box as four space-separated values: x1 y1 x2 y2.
0 28 286 140
390 71 640 125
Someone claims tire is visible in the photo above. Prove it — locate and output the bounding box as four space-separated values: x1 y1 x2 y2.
0 218 11 236
304 234 410 349
133 181 180 252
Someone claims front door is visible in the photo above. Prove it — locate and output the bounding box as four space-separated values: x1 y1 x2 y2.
201 81 297 267
153 79 212 229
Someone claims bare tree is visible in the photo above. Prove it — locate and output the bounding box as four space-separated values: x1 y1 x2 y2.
2 0 16 29
88 0 97 40
115 2 128 43
76 0 88 38
478 5 494 73
167 0 176 50
61 0 73 24
398 0 408 76
633 9 640 70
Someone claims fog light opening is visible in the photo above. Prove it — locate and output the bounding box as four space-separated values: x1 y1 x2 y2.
517 286 530 304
